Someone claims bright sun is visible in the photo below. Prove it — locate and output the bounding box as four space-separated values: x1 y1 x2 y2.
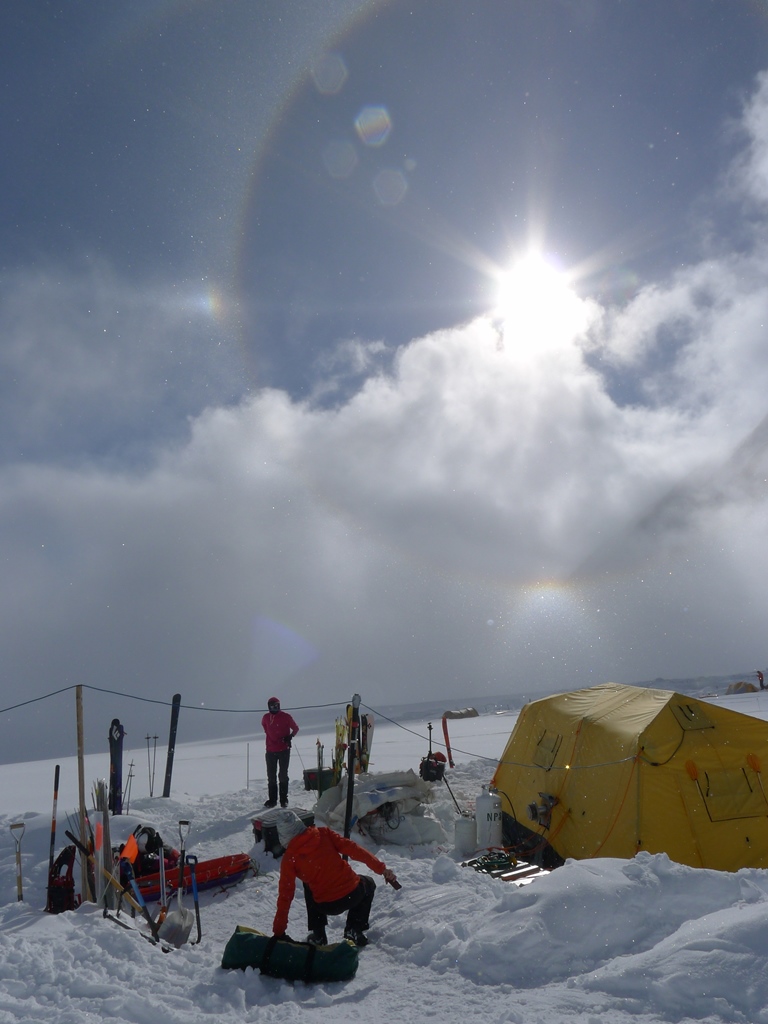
494 254 589 354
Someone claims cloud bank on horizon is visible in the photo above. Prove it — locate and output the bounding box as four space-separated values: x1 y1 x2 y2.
3 61 768 760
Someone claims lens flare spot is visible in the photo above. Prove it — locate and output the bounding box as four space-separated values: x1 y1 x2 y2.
251 616 317 681
355 105 392 147
322 140 358 179
311 52 349 95
373 168 408 206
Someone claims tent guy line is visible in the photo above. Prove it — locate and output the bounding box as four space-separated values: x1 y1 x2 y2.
0 685 500 764
0 682 650 770
0 683 347 717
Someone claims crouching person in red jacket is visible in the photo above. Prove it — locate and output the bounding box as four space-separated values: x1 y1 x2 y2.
272 809 398 947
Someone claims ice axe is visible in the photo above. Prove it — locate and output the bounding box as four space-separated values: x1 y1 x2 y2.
11 822 25 902
158 820 195 948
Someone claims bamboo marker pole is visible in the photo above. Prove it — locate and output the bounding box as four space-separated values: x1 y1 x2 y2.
76 685 92 902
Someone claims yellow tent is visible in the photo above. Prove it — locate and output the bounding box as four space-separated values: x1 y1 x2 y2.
491 682 768 871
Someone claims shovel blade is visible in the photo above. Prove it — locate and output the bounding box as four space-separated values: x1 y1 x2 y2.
158 907 195 948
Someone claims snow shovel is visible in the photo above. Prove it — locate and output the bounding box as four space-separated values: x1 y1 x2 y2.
158 821 195 948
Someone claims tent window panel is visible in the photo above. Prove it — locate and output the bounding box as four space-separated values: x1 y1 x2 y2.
701 768 768 821
533 730 562 769
670 703 715 731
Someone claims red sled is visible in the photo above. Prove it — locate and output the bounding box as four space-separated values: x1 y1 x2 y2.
133 852 253 903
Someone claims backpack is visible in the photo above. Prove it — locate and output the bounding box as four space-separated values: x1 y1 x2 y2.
419 753 446 782
133 825 164 854
46 845 79 914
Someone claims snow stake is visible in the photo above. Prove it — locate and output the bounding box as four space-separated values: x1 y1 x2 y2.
11 822 25 901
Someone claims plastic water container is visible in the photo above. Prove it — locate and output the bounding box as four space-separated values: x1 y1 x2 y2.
475 785 503 848
454 815 477 856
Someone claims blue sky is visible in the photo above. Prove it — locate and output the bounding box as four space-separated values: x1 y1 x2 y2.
2 1 768 760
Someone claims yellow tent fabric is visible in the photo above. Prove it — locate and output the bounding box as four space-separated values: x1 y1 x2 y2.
491 682 768 871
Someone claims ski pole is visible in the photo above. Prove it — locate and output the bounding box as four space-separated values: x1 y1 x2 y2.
11 823 25 902
124 761 134 813
45 764 60 912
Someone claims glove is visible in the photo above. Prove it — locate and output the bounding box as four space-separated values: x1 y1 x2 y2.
283 734 292 746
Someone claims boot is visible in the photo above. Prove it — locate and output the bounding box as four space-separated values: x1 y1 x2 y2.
343 928 368 947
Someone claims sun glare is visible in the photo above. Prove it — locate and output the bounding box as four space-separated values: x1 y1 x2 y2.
494 254 589 354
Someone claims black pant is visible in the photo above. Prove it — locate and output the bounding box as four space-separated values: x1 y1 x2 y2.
265 749 291 805
304 875 376 934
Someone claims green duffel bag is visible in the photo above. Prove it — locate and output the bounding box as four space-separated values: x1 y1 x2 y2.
221 926 359 982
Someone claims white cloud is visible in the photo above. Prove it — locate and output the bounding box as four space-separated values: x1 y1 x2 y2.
4 69 768 761
731 69 768 209
596 254 768 426
0 263 245 464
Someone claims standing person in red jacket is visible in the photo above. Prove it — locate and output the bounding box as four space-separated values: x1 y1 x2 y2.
261 697 299 808
271 809 398 947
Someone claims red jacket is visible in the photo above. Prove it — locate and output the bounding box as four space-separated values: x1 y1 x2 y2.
261 710 299 753
272 827 386 935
